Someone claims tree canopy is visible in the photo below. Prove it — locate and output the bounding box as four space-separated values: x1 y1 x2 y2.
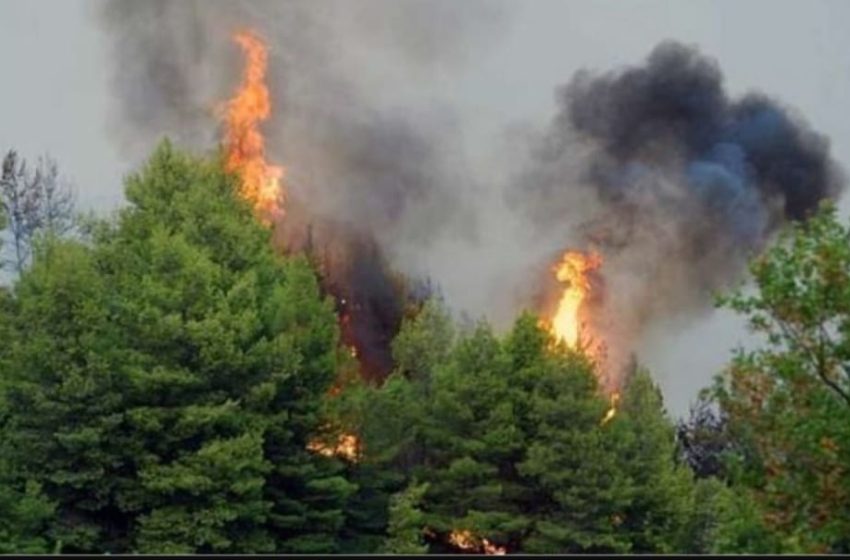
712 202 850 553
0 143 847 554
0 143 349 553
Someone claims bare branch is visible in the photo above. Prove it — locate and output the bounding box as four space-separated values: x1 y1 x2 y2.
0 150 77 273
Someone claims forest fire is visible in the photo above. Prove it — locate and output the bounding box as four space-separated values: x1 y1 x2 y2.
601 392 620 426
222 30 284 222
221 26 617 456
550 250 602 350
306 432 360 462
545 249 620 422
70 6 849 552
448 530 506 555
221 29 365 462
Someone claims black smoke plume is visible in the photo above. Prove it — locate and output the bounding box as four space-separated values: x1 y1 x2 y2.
516 40 844 381
97 1 845 394
275 193 431 381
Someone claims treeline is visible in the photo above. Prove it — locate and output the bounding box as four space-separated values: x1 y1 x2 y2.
0 142 847 554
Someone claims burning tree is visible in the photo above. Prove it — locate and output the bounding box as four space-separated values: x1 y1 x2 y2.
349 305 696 554
220 29 421 385
549 250 602 351
221 30 284 223
541 248 620 421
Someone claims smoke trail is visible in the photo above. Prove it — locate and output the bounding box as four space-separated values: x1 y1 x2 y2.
97 0 509 379
514 40 845 380
97 1 845 390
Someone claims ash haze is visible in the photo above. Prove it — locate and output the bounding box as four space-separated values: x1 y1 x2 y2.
2 0 850 416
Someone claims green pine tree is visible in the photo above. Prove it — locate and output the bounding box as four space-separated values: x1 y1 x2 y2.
0 141 352 553
381 482 429 554
612 369 693 553
515 315 631 553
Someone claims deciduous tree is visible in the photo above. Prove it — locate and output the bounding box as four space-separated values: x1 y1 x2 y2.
714 202 850 552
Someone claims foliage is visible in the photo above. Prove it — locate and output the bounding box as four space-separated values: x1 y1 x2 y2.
714 202 850 552
610 370 694 552
677 393 739 479
0 141 349 553
2 140 845 555
381 482 429 554
0 471 56 554
357 306 698 554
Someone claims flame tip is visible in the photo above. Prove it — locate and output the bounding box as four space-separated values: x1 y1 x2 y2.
221 26 284 222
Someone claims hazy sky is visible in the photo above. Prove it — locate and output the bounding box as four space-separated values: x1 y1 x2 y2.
2 0 849 415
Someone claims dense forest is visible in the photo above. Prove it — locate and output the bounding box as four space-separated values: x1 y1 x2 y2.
0 142 848 554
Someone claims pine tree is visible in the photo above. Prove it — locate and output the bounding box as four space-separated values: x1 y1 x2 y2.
338 301 452 552
417 321 530 552
0 142 351 553
514 315 631 553
612 369 693 553
358 307 704 554
0 467 55 553
1 239 136 551
381 482 429 554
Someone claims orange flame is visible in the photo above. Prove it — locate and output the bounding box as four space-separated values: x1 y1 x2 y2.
448 530 506 555
550 250 602 349
601 392 620 426
222 30 284 222
546 250 619 421
307 432 360 462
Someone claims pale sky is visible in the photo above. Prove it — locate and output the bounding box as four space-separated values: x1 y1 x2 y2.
2 0 849 415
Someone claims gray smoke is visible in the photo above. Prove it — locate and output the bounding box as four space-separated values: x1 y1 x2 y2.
97 0 511 379
98 0 512 243
513 40 845 382
97 3 845 390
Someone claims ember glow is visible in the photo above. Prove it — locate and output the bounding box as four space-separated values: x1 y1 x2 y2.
601 392 620 426
222 30 284 222
448 530 506 555
550 250 602 349
307 432 360 462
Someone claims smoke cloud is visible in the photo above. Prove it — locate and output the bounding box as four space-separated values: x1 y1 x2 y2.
98 3 844 391
97 0 510 379
513 40 845 382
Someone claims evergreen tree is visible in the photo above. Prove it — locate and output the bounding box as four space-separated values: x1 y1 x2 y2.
418 320 530 552
1 239 135 551
0 142 351 553
381 482 429 554
0 463 55 554
612 369 693 553
359 307 699 554
339 301 453 552
515 314 630 553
